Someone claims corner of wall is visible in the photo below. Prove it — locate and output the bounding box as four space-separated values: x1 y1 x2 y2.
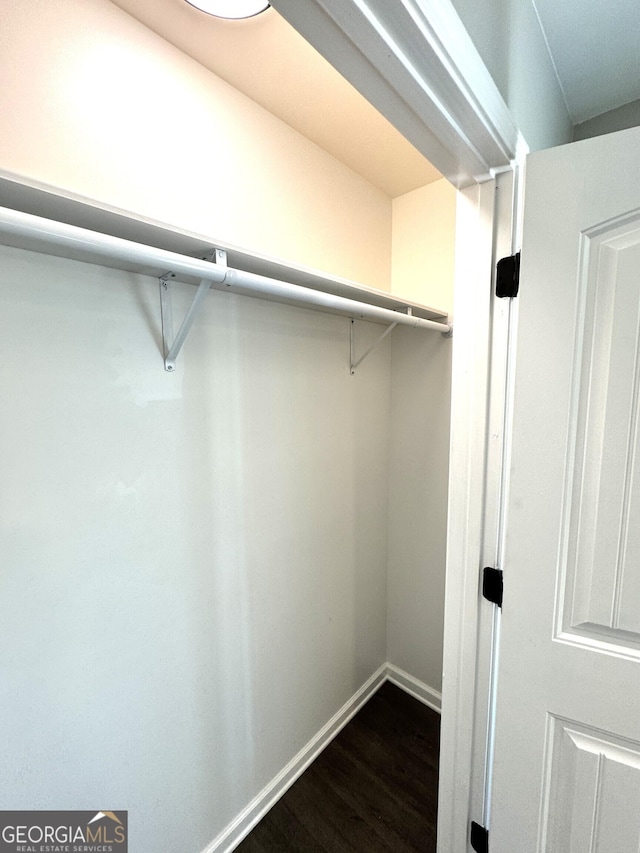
573 98 640 142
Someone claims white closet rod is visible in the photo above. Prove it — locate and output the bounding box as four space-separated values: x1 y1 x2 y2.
0 206 230 285
0 206 452 368
221 267 450 333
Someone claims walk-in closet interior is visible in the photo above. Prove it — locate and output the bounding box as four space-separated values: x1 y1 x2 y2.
0 2 456 850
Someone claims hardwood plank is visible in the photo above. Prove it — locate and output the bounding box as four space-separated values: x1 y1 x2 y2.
236 682 439 852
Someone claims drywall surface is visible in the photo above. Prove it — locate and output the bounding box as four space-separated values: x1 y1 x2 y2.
387 179 454 690
574 98 640 141
391 178 456 318
451 0 572 150
0 246 390 852
386 328 452 694
0 0 391 290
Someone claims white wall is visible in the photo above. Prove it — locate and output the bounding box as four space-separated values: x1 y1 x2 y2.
386 179 455 693
574 98 640 141
0 0 391 291
450 0 572 150
0 244 390 851
387 330 451 693
391 178 457 318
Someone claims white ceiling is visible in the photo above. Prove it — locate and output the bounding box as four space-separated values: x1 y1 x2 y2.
109 0 442 198
533 0 640 124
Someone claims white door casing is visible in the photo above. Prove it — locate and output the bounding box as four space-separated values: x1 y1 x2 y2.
492 125 640 851
437 168 521 853
270 0 522 186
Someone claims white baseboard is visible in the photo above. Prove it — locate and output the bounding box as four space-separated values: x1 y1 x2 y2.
385 663 442 714
203 663 387 853
203 662 440 853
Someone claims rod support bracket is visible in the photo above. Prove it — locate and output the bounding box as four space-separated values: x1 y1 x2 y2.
350 318 398 374
159 249 227 371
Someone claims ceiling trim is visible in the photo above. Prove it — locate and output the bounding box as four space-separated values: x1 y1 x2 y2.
270 0 522 187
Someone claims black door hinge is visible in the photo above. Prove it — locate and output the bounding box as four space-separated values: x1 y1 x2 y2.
496 251 520 298
471 821 489 853
482 567 503 608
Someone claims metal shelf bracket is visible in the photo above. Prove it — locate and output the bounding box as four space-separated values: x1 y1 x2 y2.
160 248 227 371
350 317 398 374
349 304 450 373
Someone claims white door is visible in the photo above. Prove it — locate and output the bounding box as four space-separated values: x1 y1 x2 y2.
491 125 640 852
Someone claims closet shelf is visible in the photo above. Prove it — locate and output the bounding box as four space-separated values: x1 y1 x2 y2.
0 174 452 370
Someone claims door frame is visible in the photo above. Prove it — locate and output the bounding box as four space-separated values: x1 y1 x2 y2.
270 0 526 188
269 1 525 849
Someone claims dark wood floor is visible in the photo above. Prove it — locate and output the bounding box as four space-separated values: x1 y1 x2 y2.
236 681 440 852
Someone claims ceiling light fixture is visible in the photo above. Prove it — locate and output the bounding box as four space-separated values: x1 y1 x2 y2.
185 0 270 18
